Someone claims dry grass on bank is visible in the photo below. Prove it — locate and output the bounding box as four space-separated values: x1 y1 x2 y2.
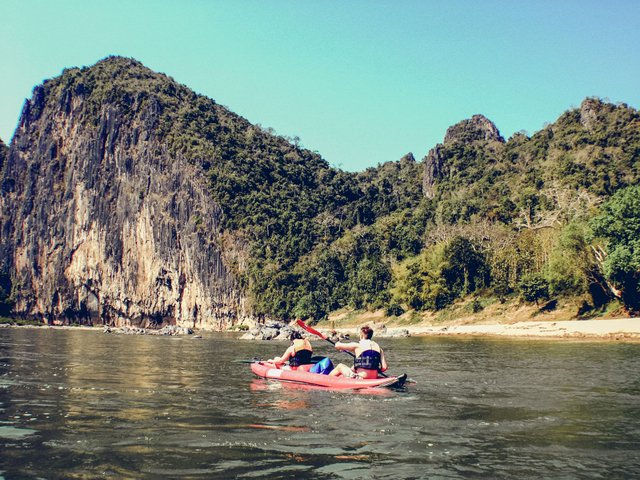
322 296 627 331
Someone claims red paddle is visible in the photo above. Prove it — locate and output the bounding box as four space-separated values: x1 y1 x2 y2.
296 319 354 358
296 319 397 376
295 318 327 339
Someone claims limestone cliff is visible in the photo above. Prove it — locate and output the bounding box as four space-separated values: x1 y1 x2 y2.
0 138 7 171
0 58 253 329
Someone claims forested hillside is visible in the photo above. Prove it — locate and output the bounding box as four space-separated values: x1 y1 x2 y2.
290 100 640 320
1 57 638 326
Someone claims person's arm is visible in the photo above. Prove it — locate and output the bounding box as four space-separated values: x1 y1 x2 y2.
379 349 388 372
334 341 358 352
269 345 295 365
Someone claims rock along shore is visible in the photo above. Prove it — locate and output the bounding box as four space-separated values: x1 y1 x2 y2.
3 317 639 341
103 325 194 336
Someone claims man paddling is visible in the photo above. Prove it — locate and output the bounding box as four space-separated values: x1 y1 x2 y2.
328 326 388 379
266 331 313 369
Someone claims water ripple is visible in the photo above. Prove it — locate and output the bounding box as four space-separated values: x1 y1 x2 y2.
1 329 639 478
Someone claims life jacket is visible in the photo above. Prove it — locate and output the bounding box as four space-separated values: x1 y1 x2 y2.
289 338 313 367
353 339 382 375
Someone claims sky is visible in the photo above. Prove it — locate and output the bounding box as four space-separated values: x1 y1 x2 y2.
1 0 639 172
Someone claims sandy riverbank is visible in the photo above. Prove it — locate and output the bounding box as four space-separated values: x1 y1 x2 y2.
328 317 640 341
3 317 640 341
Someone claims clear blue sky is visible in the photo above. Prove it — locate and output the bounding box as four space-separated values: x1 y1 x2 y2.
1 0 639 171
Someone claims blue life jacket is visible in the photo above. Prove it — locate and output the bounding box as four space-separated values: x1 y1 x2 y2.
354 348 382 371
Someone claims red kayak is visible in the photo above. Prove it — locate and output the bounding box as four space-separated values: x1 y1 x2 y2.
250 362 407 390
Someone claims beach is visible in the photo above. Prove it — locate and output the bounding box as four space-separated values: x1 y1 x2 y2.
3 317 640 341
361 317 640 341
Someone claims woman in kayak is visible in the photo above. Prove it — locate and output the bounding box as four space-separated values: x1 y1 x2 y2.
329 326 388 379
266 331 313 368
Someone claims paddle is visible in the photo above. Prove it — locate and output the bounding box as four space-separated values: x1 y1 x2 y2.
295 319 418 385
296 319 356 359
233 358 263 364
234 356 326 364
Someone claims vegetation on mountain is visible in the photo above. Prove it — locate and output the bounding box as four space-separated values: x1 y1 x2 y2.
0 270 10 316
3 57 640 322
385 99 640 318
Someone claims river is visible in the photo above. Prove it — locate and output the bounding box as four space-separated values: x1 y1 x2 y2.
1 327 639 479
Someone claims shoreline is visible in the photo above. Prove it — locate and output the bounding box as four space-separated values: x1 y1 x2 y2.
329 317 640 342
3 317 640 342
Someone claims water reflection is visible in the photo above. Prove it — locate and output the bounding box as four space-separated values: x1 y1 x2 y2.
1 329 640 478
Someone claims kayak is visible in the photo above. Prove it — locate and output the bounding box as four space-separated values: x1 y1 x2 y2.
250 361 407 390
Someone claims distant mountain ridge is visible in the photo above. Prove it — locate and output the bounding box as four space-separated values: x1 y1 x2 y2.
1 56 638 327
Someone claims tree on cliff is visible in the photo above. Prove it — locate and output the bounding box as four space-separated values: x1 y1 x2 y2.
0 274 12 316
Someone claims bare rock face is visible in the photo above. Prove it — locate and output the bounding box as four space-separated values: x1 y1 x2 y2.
0 138 7 171
579 98 600 131
422 115 504 198
0 58 252 329
398 152 416 165
422 144 446 199
578 97 619 133
443 114 504 145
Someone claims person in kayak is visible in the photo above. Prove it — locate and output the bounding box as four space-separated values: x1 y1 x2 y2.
328 326 388 379
267 331 313 368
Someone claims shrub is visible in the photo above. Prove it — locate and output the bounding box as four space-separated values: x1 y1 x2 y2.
518 274 550 305
386 303 405 317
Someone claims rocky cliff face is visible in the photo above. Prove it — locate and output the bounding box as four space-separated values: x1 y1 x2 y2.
443 114 504 145
422 144 446 199
0 58 251 329
0 138 7 171
0 137 10 286
422 115 504 198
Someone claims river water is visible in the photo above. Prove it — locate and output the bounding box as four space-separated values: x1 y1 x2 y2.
1 327 639 479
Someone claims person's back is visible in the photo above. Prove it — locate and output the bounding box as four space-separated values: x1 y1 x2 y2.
267 331 313 368
289 337 313 367
353 338 383 379
329 326 387 378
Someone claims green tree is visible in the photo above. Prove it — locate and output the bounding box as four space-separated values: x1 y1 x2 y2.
0 273 13 316
589 185 640 311
348 257 392 309
518 273 550 305
386 303 405 317
546 221 590 296
393 243 452 311
442 237 489 296
293 291 328 321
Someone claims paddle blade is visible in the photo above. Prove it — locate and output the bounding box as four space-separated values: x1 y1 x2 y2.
296 319 327 340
